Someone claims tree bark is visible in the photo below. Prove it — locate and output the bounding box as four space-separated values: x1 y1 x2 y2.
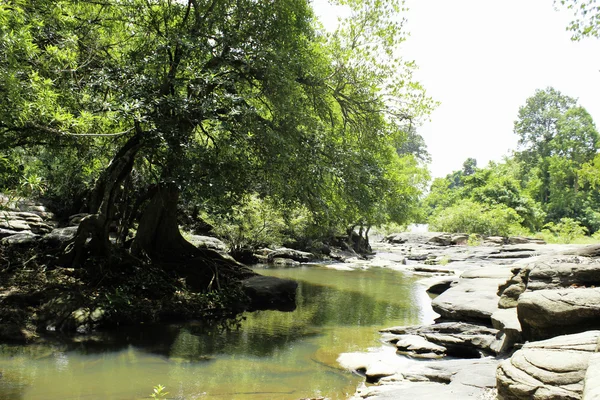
63 132 143 267
130 182 197 261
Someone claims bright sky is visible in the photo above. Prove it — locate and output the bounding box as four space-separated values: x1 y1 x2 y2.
314 0 600 178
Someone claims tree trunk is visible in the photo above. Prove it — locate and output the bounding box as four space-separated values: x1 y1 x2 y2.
62 132 143 267
130 182 197 261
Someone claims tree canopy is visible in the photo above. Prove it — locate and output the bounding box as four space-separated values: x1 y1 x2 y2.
0 0 433 267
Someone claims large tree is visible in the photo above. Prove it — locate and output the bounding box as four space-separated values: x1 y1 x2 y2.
0 0 431 277
514 88 599 219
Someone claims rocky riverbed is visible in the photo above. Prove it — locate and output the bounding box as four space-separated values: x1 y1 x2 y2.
336 232 600 400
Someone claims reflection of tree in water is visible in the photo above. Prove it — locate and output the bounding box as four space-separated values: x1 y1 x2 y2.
0 269 422 399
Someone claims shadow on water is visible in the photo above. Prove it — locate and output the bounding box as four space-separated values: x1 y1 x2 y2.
0 265 425 400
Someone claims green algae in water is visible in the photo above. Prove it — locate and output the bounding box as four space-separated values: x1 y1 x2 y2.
0 265 429 399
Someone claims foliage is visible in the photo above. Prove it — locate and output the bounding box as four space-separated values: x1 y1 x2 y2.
429 200 523 237
202 196 311 251
149 384 168 399
558 0 600 39
539 217 588 243
0 0 433 252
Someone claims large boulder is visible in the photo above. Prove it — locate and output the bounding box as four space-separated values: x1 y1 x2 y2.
267 247 314 263
186 234 228 252
241 275 298 311
431 266 514 323
497 331 600 400
498 247 600 309
518 288 600 341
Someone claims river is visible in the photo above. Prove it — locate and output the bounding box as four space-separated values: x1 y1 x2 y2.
0 262 433 400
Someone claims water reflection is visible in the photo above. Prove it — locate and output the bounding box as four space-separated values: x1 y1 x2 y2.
0 265 427 400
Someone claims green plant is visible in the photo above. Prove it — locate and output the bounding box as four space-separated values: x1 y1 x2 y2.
540 217 588 243
467 233 482 246
430 200 523 237
19 173 45 197
438 255 450 266
150 384 168 399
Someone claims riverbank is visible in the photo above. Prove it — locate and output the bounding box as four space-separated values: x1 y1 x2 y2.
337 232 600 400
0 198 302 343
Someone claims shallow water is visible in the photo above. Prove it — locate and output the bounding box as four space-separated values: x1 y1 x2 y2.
0 264 430 400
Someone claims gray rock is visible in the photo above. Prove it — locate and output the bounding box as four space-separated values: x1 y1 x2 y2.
43 227 79 246
267 247 314 263
383 233 407 244
393 334 447 359
518 288 600 341
186 235 228 252
348 357 498 400
584 353 600 400
382 322 500 357
499 246 600 309
508 236 545 245
492 308 522 351
432 277 502 322
426 277 456 295
497 331 600 400
271 257 300 267
428 234 468 246
1 232 39 246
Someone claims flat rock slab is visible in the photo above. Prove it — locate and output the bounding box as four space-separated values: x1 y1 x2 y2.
518 288 600 341
497 330 600 400
382 322 500 357
341 349 498 400
584 353 600 399
393 334 446 359
432 277 503 323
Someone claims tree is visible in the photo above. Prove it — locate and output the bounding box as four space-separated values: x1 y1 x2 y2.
1 0 432 275
558 0 600 39
514 88 599 215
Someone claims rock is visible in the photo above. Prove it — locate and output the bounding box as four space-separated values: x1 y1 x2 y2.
426 277 456 295
498 246 600 309
1 232 40 246
0 228 20 239
68 213 90 226
507 236 545 245
382 322 500 357
497 331 600 400
428 234 468 246
491 308 523 352
271 257 301 267
42 226 78 246
345 355 498 400
498 266 529 309
241 275 298 311
392 334 447 359
186 235 228 252
412 265 453 274
518 288 600 341
432 278 502 323
583 353 600 400
267 247 314 263
485 236 506 245
383 233 407 244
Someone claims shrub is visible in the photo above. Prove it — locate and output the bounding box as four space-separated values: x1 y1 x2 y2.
539 217 588 244
429 200 523 236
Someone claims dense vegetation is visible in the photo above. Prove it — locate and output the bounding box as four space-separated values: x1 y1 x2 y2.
424 87 600 242
0 0 433 335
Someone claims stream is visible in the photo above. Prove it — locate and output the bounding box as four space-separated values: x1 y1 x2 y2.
0 261 433 400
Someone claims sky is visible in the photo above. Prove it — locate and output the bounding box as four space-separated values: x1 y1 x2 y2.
314 0 600 178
